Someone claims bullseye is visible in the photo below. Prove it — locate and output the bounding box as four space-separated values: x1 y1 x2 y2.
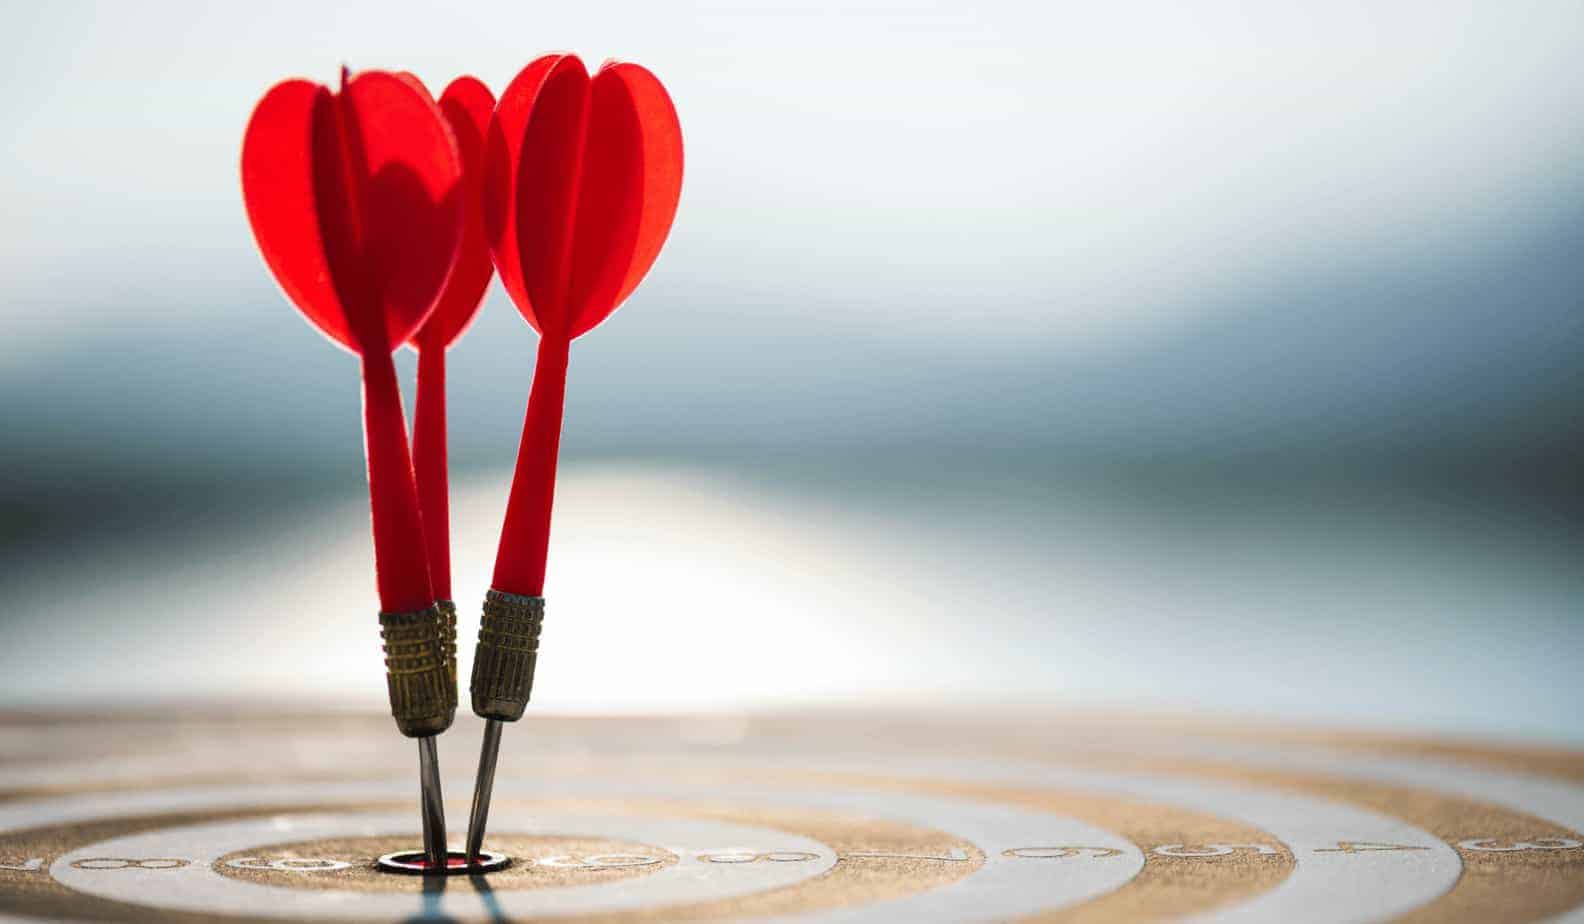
375 849 509 875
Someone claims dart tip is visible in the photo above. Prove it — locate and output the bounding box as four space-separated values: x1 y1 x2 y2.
417 736 448 870
465 719 505 864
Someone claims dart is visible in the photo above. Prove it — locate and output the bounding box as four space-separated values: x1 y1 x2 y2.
406 75 498 721
464 53 684 863
241 66 463 868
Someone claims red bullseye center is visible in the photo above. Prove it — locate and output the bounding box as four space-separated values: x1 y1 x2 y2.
375 848 510 876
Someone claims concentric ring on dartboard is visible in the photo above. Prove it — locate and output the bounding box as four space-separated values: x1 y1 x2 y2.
53 808 836 917
0 766 1431 923
4 714 1584 922
0 769 1459 922
224 832 662 890
6 776 1148 922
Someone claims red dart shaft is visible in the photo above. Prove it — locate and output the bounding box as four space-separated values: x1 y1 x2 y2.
491 336 570 596
361 347 434 613
413 344 451 601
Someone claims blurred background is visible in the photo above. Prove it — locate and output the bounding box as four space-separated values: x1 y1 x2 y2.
1 1 1581 742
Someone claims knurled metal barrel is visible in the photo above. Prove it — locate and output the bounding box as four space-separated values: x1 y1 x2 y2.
435 600 458 712
470 590 545 722
379 606 456 738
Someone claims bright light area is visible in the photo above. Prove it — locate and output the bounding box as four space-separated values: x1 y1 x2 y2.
6 463 1583 743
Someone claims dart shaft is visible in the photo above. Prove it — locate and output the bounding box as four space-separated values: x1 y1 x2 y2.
361 348 435 613
417 736 447 868
491 336 569 594
413 345 452 600
465 718 504 864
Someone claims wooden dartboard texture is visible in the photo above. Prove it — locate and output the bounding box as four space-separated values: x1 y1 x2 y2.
0 711 1581 922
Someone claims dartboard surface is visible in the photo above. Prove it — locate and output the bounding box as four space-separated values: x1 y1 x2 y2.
3 710 1583 923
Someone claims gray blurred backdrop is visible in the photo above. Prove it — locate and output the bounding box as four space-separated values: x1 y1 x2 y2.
2 1 1581 741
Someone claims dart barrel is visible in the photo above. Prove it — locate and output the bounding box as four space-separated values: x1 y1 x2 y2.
470 590 545 721
378 606 457 737
435 600 458 712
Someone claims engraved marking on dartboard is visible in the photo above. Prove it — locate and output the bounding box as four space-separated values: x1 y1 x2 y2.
70 858 190 870
1458 837 1583 852
1153 843 1285 858
1003 846 1123 859
538 854 666 869
226 857 354 872
697 850 823 864
847 847 972 861
1315 841 1430 853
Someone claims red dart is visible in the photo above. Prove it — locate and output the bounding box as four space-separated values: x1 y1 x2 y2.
410 75 495 606
403 77 496 714
488 54 684 595
464 53 684 863
241 66 462 868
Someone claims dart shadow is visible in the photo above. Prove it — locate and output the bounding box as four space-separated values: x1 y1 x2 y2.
393 871 451 924
399 870 514 924
468 871 511 923
308 90 463 352
360 163 463 344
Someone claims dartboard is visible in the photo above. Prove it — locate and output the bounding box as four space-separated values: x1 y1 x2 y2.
3 711 1581 922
